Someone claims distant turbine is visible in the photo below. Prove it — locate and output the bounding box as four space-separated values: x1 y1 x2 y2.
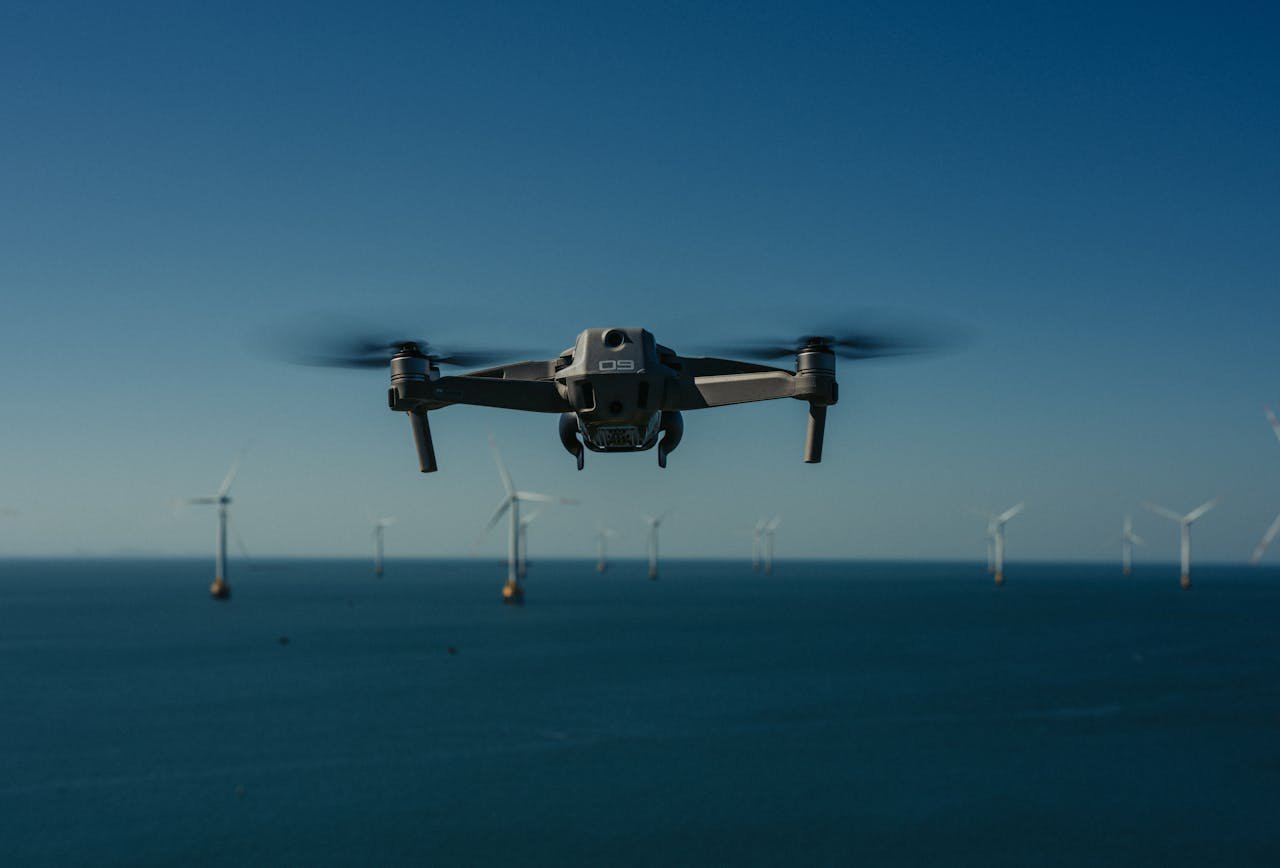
369 513 396 577
761 516 782 575
185 449 246 600
1121 514 1144 576
1253 408 1280 564
595 524 618 573
480 436 575 604
642 511 671 580
1144 499 1217 589
987 503 1025 587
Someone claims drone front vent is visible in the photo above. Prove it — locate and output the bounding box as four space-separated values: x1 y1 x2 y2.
594 426 642 449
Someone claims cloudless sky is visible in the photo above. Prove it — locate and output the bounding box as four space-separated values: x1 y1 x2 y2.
1 0 1278 565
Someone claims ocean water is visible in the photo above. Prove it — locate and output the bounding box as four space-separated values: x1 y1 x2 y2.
1 558 1277 866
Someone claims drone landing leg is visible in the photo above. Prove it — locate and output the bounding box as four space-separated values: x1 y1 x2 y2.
558 413 585 470
804 403 827 463
408 411 439 473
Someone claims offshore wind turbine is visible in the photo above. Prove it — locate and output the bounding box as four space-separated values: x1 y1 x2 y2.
1121 514 1143 576
595 524 618 573
184 451 245 600
987 503 1025 587
642 511 671 579
481 436 575 604
1144 499 1217 589
369 513 396 577
761 516 782 575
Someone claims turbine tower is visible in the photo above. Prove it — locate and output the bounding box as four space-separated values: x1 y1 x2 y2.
595 524 618 573
369 513 396 577
761 515 782 575
642 511 670 580
987 503 1025 587
1121 514 1143 576
481 436 575 604
185 450 245 600
1144 499 1217 589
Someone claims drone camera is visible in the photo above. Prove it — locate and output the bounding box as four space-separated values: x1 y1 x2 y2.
603 329 626 348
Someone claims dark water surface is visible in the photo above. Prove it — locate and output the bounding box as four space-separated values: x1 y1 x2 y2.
1 559 1278 866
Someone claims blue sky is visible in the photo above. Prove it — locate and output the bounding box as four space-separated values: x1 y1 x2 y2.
1 1 1278 563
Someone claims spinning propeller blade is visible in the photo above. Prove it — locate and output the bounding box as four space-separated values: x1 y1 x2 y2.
253 315 526 370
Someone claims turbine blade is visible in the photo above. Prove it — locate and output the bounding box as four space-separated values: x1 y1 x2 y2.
1251 512 1280 564
489 435 515 496
1267 408 1280 442
482 498 512 535
217 446 249 498
516 491 577 505
1143 502 1184 523
226 510 252 562
764 515 783 532
1128 533 1144 546
997 502 1025 523
1184 498 1218 524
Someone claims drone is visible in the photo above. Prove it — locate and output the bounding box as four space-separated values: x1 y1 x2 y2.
277 323 933 472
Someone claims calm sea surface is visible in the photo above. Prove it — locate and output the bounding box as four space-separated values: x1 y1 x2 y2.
1 558 1277 866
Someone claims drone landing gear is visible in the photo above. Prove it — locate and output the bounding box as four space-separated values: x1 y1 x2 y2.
657 411 683 468
408 410 439 473
558 414 585 470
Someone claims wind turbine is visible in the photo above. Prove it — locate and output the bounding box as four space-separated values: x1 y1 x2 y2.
1252 408 1280 564
1121 514 1143 576
368 512 396 577
987 503 1025 587
480 436 575 604
761 515 782 575
642 511 671 579
1144 499 1217 589
595 524 618 573
185 450 246 600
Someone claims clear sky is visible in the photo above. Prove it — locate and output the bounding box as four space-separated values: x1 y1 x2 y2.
2 0 1278 563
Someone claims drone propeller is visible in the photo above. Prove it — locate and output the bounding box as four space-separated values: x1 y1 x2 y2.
714 316 960 361
252 317 525 370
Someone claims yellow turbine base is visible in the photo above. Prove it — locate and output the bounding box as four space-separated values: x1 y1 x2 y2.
994 573 1005 587
210 578 231 600
502 581 524 605
1180 574 1191 590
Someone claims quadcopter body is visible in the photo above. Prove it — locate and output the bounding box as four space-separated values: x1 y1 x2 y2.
387 326 839 472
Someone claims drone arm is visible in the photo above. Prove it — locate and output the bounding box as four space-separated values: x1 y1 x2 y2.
664 371 798 410
463 360 561 380
392 377 571 413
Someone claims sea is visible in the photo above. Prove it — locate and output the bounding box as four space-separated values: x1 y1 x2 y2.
1 558 1277 867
